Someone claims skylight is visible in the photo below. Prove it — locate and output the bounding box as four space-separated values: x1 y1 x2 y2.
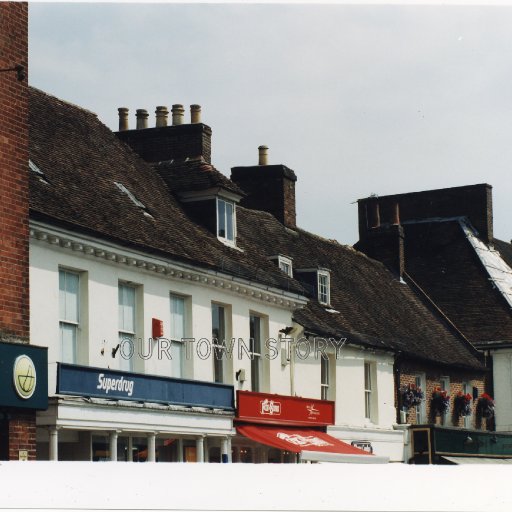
114 181 154 218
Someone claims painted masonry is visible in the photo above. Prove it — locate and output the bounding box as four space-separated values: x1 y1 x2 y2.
2 2 512 463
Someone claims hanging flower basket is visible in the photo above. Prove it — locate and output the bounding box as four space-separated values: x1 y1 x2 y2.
431 387 450 416
454 392 472 417
477 393 495 419
400 383 424 409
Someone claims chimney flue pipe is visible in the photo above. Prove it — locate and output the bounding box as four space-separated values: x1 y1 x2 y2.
258 145 269 166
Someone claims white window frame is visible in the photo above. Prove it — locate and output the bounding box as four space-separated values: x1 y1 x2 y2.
216 197 236 245
415 374 427 424
364 362 373 420
170 294 187 379
59 269 80 364
321 356 329 400
118 283 136 372
278 256 293 277
440 376 450 425
250 314 262 392
463 381 472 429
318 271 330 305
212 303 226 383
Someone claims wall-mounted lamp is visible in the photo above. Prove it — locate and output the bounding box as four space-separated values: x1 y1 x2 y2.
464 434 474 445
279 326 294 335
236 369 246 382
0 64 25 82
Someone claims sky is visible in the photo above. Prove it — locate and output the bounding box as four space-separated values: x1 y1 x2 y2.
28 2 512 246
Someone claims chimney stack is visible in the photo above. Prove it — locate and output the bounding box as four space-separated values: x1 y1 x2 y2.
258 145 269 166
190 104 201 124
155 106 169 128
172 104 185 126
136 109 149 130
118 107 129 131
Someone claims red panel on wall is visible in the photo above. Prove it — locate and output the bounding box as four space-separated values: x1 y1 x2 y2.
236 391 335 426
152 318 164 339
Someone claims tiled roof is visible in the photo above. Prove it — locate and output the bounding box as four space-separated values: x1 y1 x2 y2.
28 87 302 295
154 158 245 197
402 219 512 346
236 208 484 369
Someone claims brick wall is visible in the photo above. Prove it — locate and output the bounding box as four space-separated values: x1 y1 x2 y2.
398 360 488 430
358 183 493 244
0 1 29 343
8 412 36 460
0 2 37 461
117 123 212 164
231 164 297 229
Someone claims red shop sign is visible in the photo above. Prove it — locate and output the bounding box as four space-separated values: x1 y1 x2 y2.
236 391 335 426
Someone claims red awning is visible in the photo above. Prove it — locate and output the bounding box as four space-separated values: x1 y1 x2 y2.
236 424 372 456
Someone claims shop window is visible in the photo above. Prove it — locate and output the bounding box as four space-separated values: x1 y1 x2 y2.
463 381 472 428
415 374 427 424
440 376 450 425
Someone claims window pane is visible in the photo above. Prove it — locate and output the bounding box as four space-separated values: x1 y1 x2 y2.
226 202 234 241
170 295 185 340
171 340 183 378
60 271 79 322
217 199 226 238
250 315 261 391
60 322 77 364
119 333 134 372
321 357 329 385
119 285 135 332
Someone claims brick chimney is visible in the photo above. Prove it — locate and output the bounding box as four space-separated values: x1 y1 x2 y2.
358 184 494 245
231 146 297 229
116 103 211 164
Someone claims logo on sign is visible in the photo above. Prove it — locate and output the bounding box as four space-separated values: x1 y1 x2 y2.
260 398 281 416
351 440 373 453
97 373 135 397
13 355 37 400
277 433 333 447
306 404 320 419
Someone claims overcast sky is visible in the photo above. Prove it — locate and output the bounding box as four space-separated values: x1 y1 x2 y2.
28 3 512 245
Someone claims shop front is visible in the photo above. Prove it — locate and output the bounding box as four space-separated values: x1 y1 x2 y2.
0 342 48 460
410 424 512 464
234 391 388 463
36 363 235 462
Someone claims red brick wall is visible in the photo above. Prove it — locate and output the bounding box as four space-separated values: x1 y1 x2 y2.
398 361 488 430
0 3 36 461
8 412 36 460
0 2 29 343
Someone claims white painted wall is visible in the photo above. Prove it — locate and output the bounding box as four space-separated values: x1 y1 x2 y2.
30 232 295 397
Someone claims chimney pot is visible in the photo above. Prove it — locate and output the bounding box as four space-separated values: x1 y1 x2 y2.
136 109 149 130
258 145 269 166
368 199 381 229
190 104 202 124
391 202 400 225
171 104 185 126
155 106 169 128
118 107 129 131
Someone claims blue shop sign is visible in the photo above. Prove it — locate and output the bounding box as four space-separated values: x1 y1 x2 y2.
57 363 234 410
0 342 48 410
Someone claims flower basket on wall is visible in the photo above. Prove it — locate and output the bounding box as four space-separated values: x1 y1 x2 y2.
431 387 450 416
454 392 472 417
400 383 424 409
476 393 495 419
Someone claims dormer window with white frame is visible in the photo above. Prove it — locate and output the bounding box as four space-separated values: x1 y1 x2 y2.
217 197 236 245
318 270 330 305
269 255 293 277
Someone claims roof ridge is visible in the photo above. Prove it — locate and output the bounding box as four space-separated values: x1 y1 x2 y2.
29 86 98 118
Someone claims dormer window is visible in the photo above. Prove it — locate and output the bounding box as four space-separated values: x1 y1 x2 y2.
217 197 235 244
269 255 293 277
318 271 330 305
